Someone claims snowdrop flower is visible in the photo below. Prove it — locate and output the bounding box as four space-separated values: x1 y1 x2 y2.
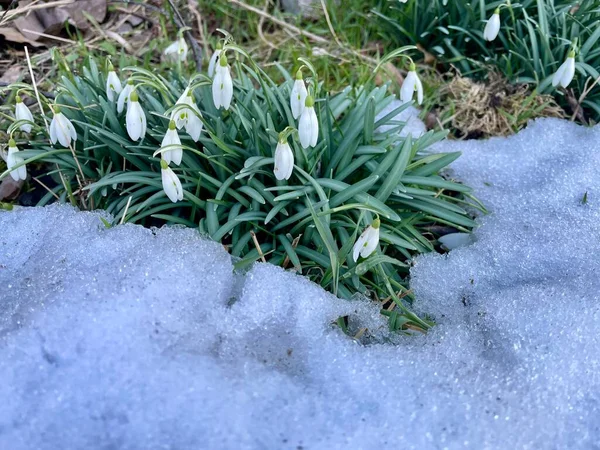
160 159 183 203
208 43 222 78
164 36 188 62
117 80 134 114
273 137 294 181
298 95 318 148
15 96 34 133
484 9 501 41
212 53 233 110
106 62 122 102
171 89 204 142
400 63 424 105
49 107 77 148
125 91 147 141
6 139 27 181
552 50 576 88
290 70 308 119
352 218 380 262
161 120 183 166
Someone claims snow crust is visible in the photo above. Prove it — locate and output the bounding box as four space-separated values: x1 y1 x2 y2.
1 118 599 449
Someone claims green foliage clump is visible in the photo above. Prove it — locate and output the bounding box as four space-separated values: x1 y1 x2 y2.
374 0 600 122
1 46 481 332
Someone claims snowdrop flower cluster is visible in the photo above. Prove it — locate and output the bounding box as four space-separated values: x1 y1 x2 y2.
400 62 423 105
352 218 380 262
14 96 34 133
212 53 233 110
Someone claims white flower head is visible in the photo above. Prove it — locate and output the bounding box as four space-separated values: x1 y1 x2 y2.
6 139 27 181
273 137 294 181
212 53 233 110
290 70 308 119
106 62 123 102
117 79 135 113
208 43 223 78
125 91 147 141
160 159 183 203
170 88 204 142
484 9 501 41
164 36 189 62
161 120 183 166
49 106 77 148
352 218 380 262
400 62 424 105
552 50 576 88
298 95 319 149
15 96 34 133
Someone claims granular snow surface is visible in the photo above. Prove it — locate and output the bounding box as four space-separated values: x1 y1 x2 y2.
0 119 599 449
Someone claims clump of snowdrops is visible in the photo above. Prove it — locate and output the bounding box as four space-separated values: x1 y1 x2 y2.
1 39 481 333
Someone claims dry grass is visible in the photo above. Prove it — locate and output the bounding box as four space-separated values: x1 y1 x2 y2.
439 72 565 139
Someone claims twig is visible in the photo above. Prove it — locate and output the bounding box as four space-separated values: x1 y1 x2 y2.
33 176 60 200
24 46 49 134
250 231 267 263
166 0 203 71
120 196 132 224
570 75 600 123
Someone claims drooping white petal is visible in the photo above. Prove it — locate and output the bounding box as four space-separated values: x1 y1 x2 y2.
117 83 134 113
208 49 222 78
290 79 308 119
557 57 576 88
360 226 380 259
273 142 294 181
161 166 184 203
106 71 123 102
414 73 424 105
352 229 369 263
161 128 182 166
299 106 318 148
484 13 501 41
7 142 26 181
185 104 203 142
212 64 233 110
126 100 146 141
221 68 233 110
400 71 417 104
212 67 224 109
15 102 34 133
164 38 188 62
50 112 77 148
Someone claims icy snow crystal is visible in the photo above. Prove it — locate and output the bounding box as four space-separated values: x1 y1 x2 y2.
0 119 599 449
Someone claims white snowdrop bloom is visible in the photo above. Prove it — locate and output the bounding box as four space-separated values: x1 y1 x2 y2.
125 91 147 141
484 10 501 41
106 65 123 102
161 120 183 166
212 54 233 110
352 218 380 262
15 96 34 133
273 139 294 181
6 139 27 181
171 90 204 142
160 159 183 203
298 95 319 148
49 107 77 148
290 70 308 119
117 80 135 113
552 51 576 88
400 63 424 105
164 37 188 62
208 45 222 78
